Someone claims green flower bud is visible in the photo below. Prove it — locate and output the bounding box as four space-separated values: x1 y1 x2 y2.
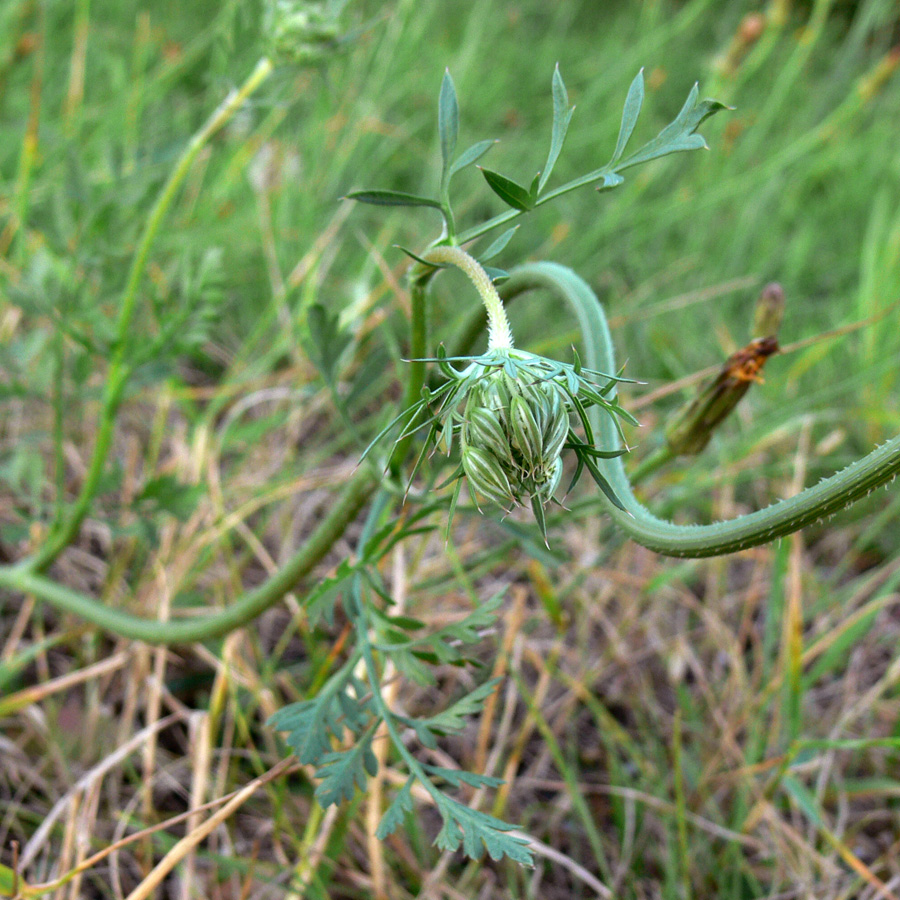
508 395 543 470
459 354 572 513
541 400 570 461
466 406 513 463
462 445 516 507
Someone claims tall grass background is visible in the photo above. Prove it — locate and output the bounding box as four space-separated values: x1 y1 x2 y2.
2 0 900 897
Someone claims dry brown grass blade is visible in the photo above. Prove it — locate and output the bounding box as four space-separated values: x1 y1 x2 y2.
122 757 295 900
17 762 301 897
18 711 186 871
0 651 131 718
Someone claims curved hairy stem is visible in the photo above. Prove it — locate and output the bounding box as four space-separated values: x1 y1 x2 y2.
422 245 514 350
0 471 376 644
500 262 900 558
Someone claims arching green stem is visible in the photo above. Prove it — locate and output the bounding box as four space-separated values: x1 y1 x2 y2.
500 262 900 558
0 470 375 644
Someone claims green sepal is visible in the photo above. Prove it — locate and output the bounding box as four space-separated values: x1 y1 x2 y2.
395 245 448 268
463 446 515 506
467 407 513 462
509 395 542 469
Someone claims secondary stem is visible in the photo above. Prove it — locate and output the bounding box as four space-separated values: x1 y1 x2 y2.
27 56 274 573
0 469 375 644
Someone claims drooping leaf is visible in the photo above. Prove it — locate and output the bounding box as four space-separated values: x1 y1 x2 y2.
439 69 459 185
538 63 575 194
314 730 378 807
433 795 533 865
530 494 549 546
344 189 442 209
479 168 534 211
395 245 448 269
376 776 415 839
610 68 645 165
582 454 627 511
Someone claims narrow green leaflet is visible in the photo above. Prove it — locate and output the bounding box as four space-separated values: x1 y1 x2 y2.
376 592 503 655
479 225 519 262
434 795 533 865
377 595 503 687
344 189 442 208
376 776 415 839
303 558 355 626
314 728 379 807
449 139 496 177
438 69 459 187
609 68 645 166
582 453 627 511
479 168 534 211
538 64 575 194
617 83 729 171
395 245 448 269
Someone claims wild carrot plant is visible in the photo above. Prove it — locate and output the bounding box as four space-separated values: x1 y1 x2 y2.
3 1 900 889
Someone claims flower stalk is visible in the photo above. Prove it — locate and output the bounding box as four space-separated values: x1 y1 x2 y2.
422 245 514 350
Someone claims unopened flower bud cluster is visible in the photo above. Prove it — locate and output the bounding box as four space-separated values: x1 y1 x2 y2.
460 360 570 509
